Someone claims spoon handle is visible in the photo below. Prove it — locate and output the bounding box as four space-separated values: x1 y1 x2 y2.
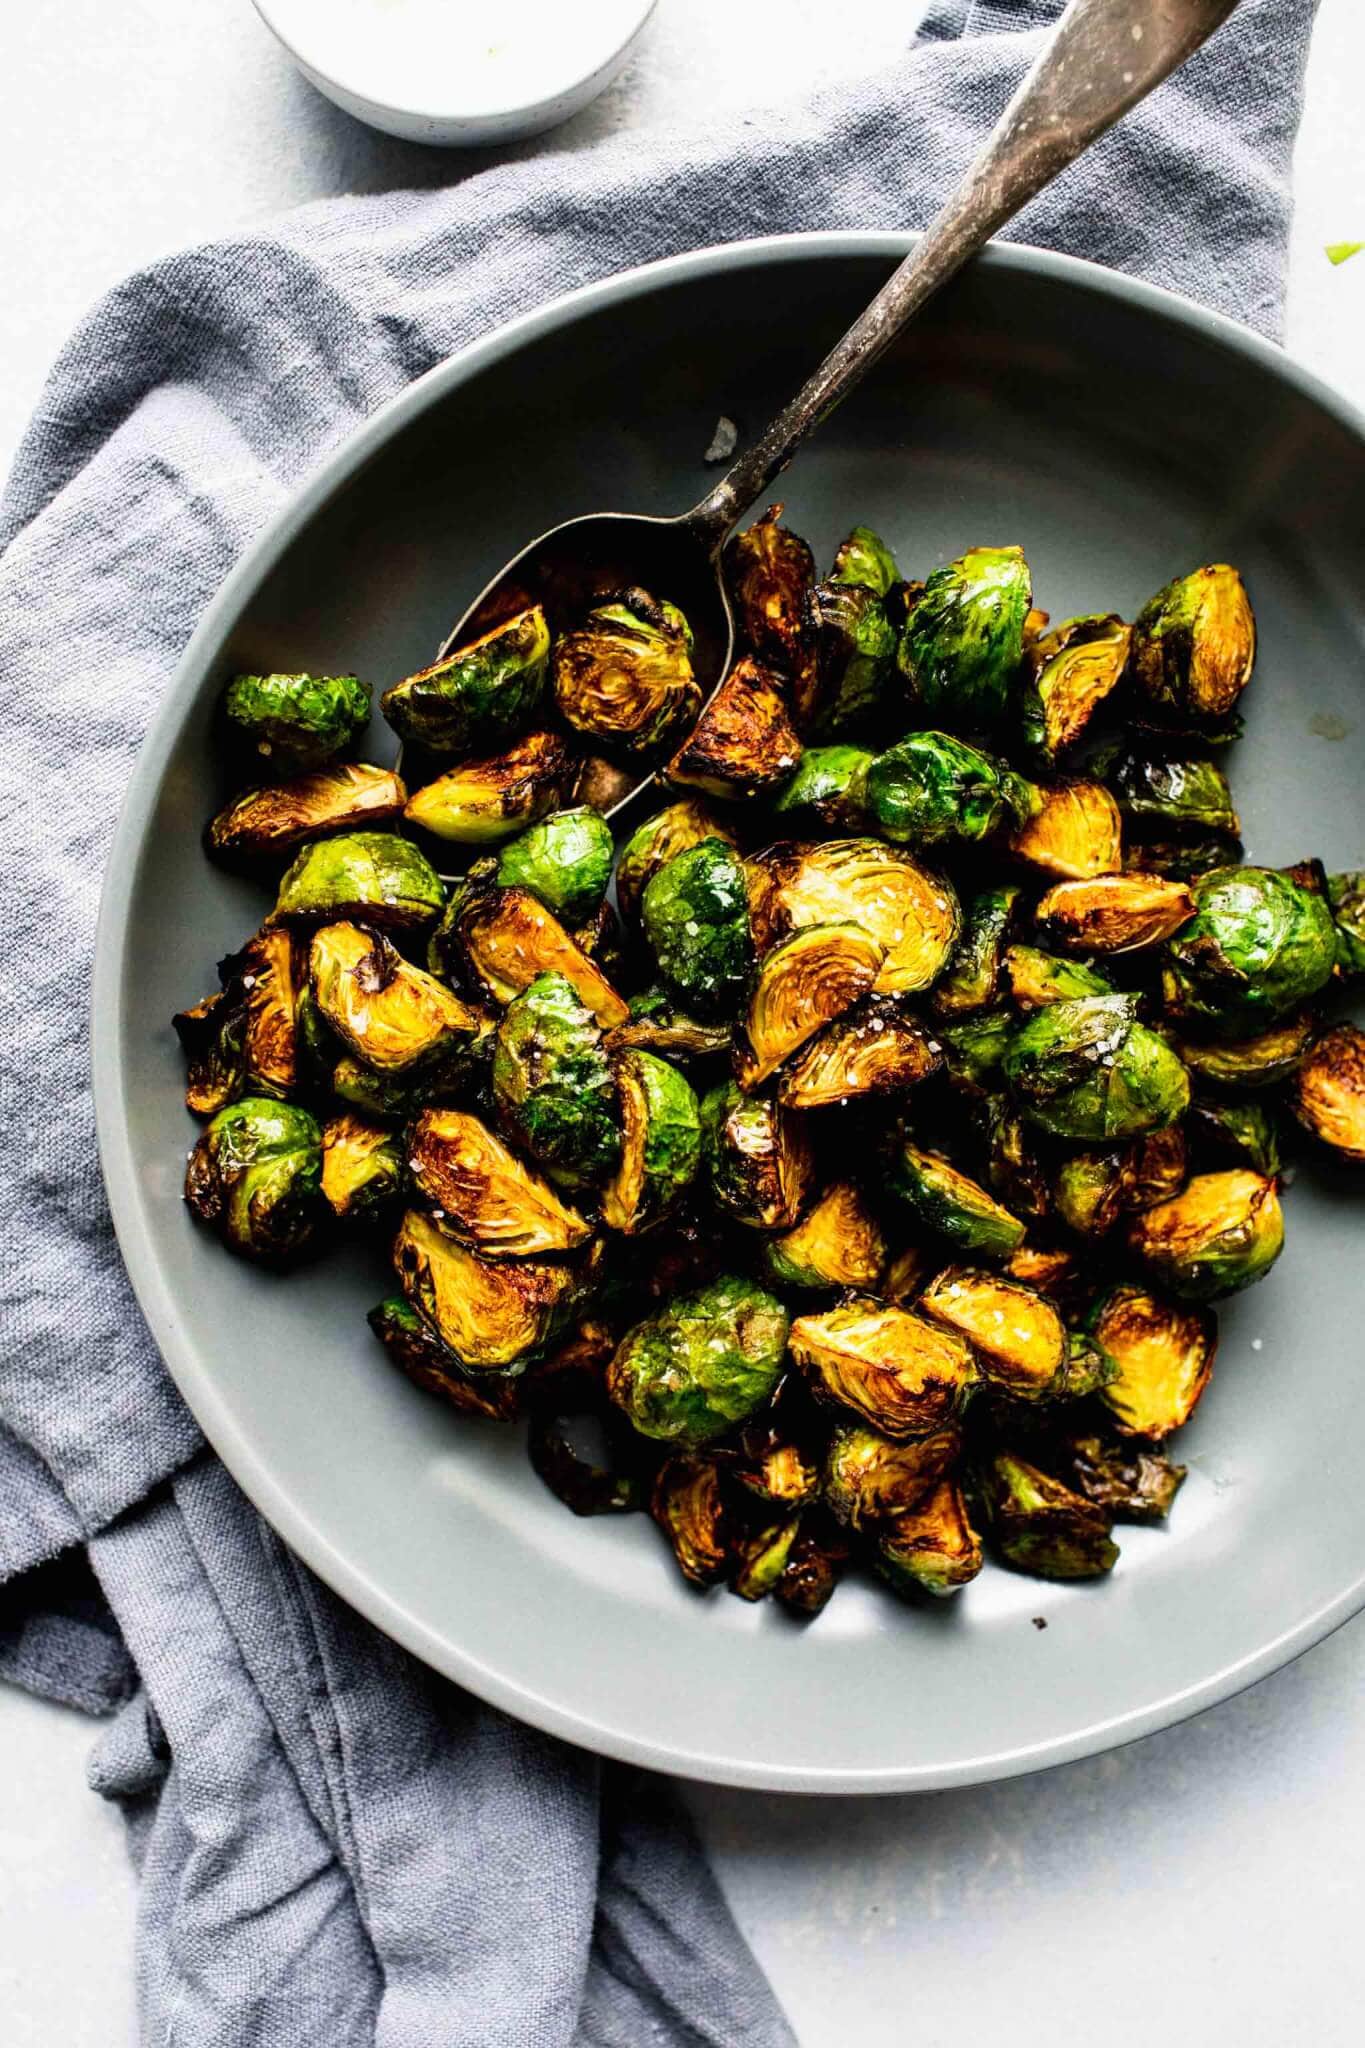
685 0 1240 546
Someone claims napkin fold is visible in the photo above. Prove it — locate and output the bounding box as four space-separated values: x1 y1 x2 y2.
0 2 1319 2041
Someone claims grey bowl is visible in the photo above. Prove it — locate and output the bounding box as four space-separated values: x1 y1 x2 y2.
93 234 1365 1793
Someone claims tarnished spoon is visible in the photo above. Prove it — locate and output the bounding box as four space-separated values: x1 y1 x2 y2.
427 0 1240 818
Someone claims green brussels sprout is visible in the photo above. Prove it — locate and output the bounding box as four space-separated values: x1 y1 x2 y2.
1097 741 1241 841
173 991 247 1118
1011 781 1123 881
407 1107 591 1255
700 1080 815 1231
607 1275 791 1445
223 670 370 773
273 830 445 933
319 1112 404 1224
977 1452 1119 1580
1127 1169 1283 1301
491 972 621 1193
404 728 573 844
771 745 874 834
1187 1095 1281 1176
1052 1127 1188 1239
367 1298 521 1422
1089 1280 1217 1433
310 922 486 1074
749 838 961 996
933 885 1020 1016
382 604 550 754
731 1515 804 1602
777 999 941 1110
1162 866 1338 1035
206 762 407 864
918 1266 1068 1396
447 879 629 1029
606 986 732 1063
798 580 896 736
774 1508 853 1617
666 655 803 800
788 1297 975 1439
527 1410 648 1517
822 1422 960 1530
736 922 885 1090
935 1007 1016 1094
1003 996 1190 1141
614 799 738 929
651 1454 731 1583
1172 1010 1314 1090
982 1097 1051 1222
551 589 701 753
393 1209 585 1371
1034 872 1194 954
1290 1022 1365 1163
886 1140 1026 1257
1129 564 1255 727
876 1480 984 1599
724 504 816 676
184 1097 325 1262
491 806 614 924
866 730 1035 848
1058 1432 1187 1523
1002 944 1113 1011
641 837 754 1018
897 544 1031 731
764 1181 887 1291
1018 613 1131 766
1326 871 1365 977
601 1050 703 1234
829 525 900 598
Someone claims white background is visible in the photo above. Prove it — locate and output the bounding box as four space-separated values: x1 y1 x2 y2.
2 2 1363 2042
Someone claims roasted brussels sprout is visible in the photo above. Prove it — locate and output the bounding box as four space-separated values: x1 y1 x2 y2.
1326 871 1365 977
184 1097 325 1262
1089 1280 1217 1434
919 1266 1068 1396
774 1510 852 1617
666 655 802 800
1034 872 1194 953
1002 1242 1083 1308
1129 564 1255 727
173 992 247 1118
527 1410 647 1517
736 922 884 1089
731 1514 805 1602
879 1243 932 1306
799 579 896 736
976 1452 1119 1580
600 1050 703 1234
319 1112 404 1223
606 987 733 1062
273 830 445 932
607 1275 790 1444
551 589 701 752
725 504 816 676
1018 613 1131 766
788 1299 975 1438
1162 866 1338 1036
726 1403 822 1508
493 807 614 923
777 1000 941 1110
866 730 1034 849
1002 944 1113 1011
1289 1022 1365 1162
1127 1169 1282 1301
175 924 302 1112
1126 832 1245 882
309 923 483 1078
700 1080 815 1230
614 799 737 930
1053 1127 1188 1238
404 729 572 844
1003 996 1190 1141
933 885 1020 1016
1172 1010 1314 1090
887 1140 1026 1257
876 1479 984 1598
824 1421 960 1530
207 762 406 863
491 972 621 1192
451 881 629 1028
367 1298 521 1422
407 1107 590 1254
1098 741 1241 842
898 545 1031 731
224 670 370 773
772 745 873 834
764 1181 887 1291
393 1209 583 1371
1011 781 1122 881
382 605 550 754
935 1007 1016 1093
571 900 625 978
830 525 900 597
651 1454 730 1584
641 838 754 1017
982 1099 1051 1222
749 838 960 996
1059 1431 1187 1522
1187 1095 1281 1175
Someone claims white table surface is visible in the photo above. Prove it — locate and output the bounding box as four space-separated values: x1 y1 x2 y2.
2 3 1363 2042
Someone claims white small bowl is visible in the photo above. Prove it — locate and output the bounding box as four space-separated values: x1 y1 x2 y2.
252 0 657 147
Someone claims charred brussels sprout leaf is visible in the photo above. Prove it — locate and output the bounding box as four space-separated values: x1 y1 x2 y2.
607 987 733 1063
1003 995 1190 1141
527 1412 646 1517
601 1050 703 1234
764 1181 887 1291
700 1081 815 1230
310 923 484 1074
392 1209 583 1370
724 504 816 677
1090 1281 1217 1434
184 1097 325 1262
1173 1011 1314 1090
887 1141 1026 1257
867 730 1034 849
830 525 900 598
382 605 550 754
408 1107 590 1254
451 881 629 1028
207 763 406 863
492 972 621 1192
1035 872 1194 953
651 1454 731 1583
877 1480 984 1598
1127 1169 1282 1302
551 589 701 753
919 1266 1067 1396
1129 564 1255 727
1187 1095 1282 1175
224 670 370 773
641 838 754 1017
1060 1432 1187 1522
778 1000 941 1110
367 1298 520 1422
737 922 884 1089
798 580 896 737
319 1112 404 1223
977 1452 1119 1580
775 1510 853 1616
1019 613 1131 766
1002 944 1113 1011
404 728 573 844
1098 741 1241 842
898 545 1031 731
1011 781 1122 881
615 799 737 930
1290 1022 1365 1162
749 838 960 997
274 830 445 933
772 745 873 833
933 885 1020 1016
666 655 802 800
608 1275 791 1445
1326 871 1365 977
823 1422 960 1530
1163 866 1338 1036
788 1299 975 1438
1124 833 1244 882
494 807 614 923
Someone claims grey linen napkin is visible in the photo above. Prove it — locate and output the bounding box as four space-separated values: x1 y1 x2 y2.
0 2 1319 2041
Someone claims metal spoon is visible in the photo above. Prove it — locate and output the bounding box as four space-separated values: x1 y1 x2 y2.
426 0 1240 818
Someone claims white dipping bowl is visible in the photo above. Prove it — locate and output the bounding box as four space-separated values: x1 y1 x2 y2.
252 0 657 146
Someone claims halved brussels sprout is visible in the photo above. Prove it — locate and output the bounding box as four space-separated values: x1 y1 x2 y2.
727 1405 822 1508
492 972 621 1192
777 1000 941 1110
1187 1095 1281 1176
1098 741 1241 841
601 1050 703 1234
798 580 896 736
1090 1280 1217 1433
223 923 302 1099
184 1097 325 1262
935 1007 1016 1093
1290 1022 1365 1162
1053 1127 1188 1239
641 838 754 1018
1162 866 1338 1036
527 1411 647 1517
1172 1010 1314 1090
608 1275 791 1444
764 1181 887 1291
407 1107 590 1254
887 1141 1026 1257
309 923 485 1073
724 504 816 676
830 525 900 597
1059 1432 1187 1523
1327 871 1365 977
367 1298 520 1422
1002 944 1114 1011
1018 613 1131 766
823 1421 961 1529
933 885 1020 1016
393 1209 582 1371
1011 781 1122 881
1129 564 1255 726
1035 872 1194 953
274 830 445 932
772 745 874 834
788 1299 975 1438
919 1266 1067 1395
451 882 629 1028
774 1510 853 1617
877 1479 983 1598
404 729 572 844
651 1454 730 1584
700 1081 815 1230
1003 995 1190 1141
224 670 370 773
736 922 884 1089
898 544 1031 731
319 1112 404 1223
551 589 701 752
606 987 732 1063
749 838 960 996
382 604 550 754
1002 1242 1083 1307
866 730 1034 848
174 991 247 1118
731 1515 805 1602
207 763 406 863
666 655 802 800
1127 1169 1282 1301
977 1452 1119 1580
1122 1124 1189 1211
493 806 614 923
615 799 738 930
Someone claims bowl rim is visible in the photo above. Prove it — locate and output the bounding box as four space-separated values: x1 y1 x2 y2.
92 230 1365 1793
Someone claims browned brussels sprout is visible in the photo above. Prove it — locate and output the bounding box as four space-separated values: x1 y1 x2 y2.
608 1275 791 1444
614 799 738 929
823 1422 960 1530
174 991 247 1118
1018 613 1131 765
749 837 960 996
736 922 885 1089
1053 1127 1188 1239
641 838 754 1019
887 1141 1026 1257
724 503 816 678
1326 871 1365 977
731 1515 805 1602
764 1181 887 1291
700 1081 815 1230
1162 866 1337 1036
1090 1280 1217 1435
450 881 630 1028
274 830 445 933
897 544 1031 731
392 1209 583 1371
367 1298 521 1422
571 901 625 980
607 988 733 1063
1002 945 1113 1011
1290 1022 1365 1162
777 999 941 1110
1126 832 1245 882
1127 1169 1282 1301
1058 1432 1187 1523
492 972 621 1193
1186 1095 1281 1176
1035 872 1194 953
207 762 407 863
876 1479 984 1598
1129 564 1255 728
879 1243 933 1306
1003 996 1190 1142
666 655 802 800
651 1454 731 1584
726 1404 822 1509
772 745 874 834
527 1411 647 1517
184 1097 325 1262
494 807 614 924
983 1099 1051 1223
319 1112 404 1223
1173 1011 1315 1090
977 1452 1119 1580
919 1266 1068 1396
404 728 573 844
788 1298 975 1438
1098 740 1241 842
1002 1243 1084 1310
774 1510 853 1617
175 924 302 1113
1011 781 1122 881
309 922 485 1073
600 1050 703 1234
933 885 1020 1017
407 1107 591 1255
382 605 550 755
224 669 370 773
551 589 701 753
797 579 897 736
571 752 638 816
